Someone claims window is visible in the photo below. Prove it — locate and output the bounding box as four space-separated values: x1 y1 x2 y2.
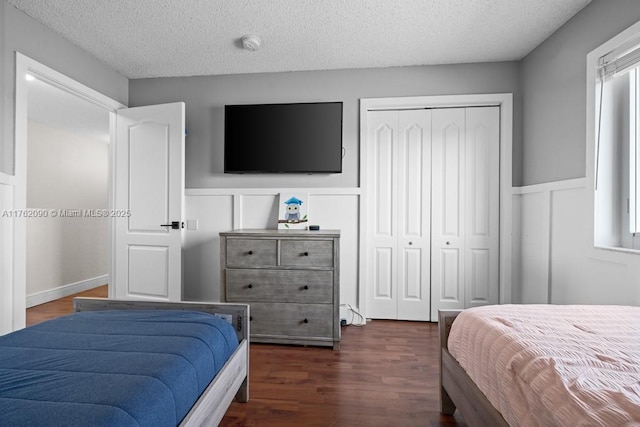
589 22 640 252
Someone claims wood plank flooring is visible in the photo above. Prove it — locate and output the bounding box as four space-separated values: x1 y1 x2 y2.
26 289 466 427
25 285 109 326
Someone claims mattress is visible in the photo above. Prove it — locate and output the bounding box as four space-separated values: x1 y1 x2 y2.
0 310 239 426
448 304 640 426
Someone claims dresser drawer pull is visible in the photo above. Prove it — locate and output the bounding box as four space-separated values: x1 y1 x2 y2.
303 251 309 256
247 250 254 255
303 318 309 324
303 285 309 290
248 284 253 289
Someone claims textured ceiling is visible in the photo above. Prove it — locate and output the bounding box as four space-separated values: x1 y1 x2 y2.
8 0 592 79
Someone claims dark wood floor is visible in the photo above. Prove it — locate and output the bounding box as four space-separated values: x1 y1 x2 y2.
27 289 466 427
26 285 109 326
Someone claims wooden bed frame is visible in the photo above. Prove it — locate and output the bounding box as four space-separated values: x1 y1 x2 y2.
438 310 508 427
73 298 250 426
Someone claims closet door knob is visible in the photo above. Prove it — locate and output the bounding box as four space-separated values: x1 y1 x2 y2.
247 250 254 255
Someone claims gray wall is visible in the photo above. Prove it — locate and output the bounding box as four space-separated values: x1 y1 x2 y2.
520 0 640 186
1 1 128 175
129 62 521 188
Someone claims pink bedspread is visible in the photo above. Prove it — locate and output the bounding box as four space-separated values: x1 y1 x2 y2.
447 305 640 426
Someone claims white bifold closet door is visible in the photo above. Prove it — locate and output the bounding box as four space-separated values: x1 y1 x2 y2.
430 107 500 321
366 109 432 321
366 107 500 322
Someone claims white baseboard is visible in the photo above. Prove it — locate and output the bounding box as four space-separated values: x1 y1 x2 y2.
26 275 109 308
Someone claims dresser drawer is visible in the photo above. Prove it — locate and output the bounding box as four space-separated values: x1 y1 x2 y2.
249 303 333 338
226 269 333 303
226 239 277 267
280 240 334 267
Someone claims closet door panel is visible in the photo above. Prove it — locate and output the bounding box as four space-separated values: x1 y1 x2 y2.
373 247 394 298
375 122 394 238
469 248 490 302
401 248 423 298
367 111 399 319
400 120 426 237
443 123 462 236
431 108 466 320
441 248 462 300
397 110 431 321
465 107 500 307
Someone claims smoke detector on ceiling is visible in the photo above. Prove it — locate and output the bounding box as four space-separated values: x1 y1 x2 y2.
241 35 262 52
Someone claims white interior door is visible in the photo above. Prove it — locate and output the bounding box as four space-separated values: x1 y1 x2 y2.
366 110 431 320
114 102 185 301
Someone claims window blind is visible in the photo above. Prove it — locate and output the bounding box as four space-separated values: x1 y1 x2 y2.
595 38 640 190
600 38 640 80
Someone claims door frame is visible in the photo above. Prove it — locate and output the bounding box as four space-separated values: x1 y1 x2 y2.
359 93 513 320
12 53 125 330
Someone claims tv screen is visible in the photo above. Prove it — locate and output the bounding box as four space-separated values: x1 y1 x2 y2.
224 101 343 173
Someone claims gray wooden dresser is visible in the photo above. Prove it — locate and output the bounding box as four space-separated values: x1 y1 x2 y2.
220 229 340 350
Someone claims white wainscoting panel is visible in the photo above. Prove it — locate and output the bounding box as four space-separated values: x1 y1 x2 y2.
549 187 638 304
183 194 233 302
0 176 14 335
305 193 359 308
513 178 640 306
184 189 361 311
510 193 522 303
517 191 550 303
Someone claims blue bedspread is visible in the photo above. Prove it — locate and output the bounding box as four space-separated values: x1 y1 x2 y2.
0 310 239 426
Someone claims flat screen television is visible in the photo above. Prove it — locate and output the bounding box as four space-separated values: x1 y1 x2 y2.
224 101 343 173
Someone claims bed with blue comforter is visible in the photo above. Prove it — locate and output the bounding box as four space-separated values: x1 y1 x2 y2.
0 309 240 426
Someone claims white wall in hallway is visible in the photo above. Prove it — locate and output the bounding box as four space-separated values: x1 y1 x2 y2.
0 173 15 334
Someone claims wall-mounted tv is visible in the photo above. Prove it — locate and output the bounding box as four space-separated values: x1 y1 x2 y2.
224 101 343 173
